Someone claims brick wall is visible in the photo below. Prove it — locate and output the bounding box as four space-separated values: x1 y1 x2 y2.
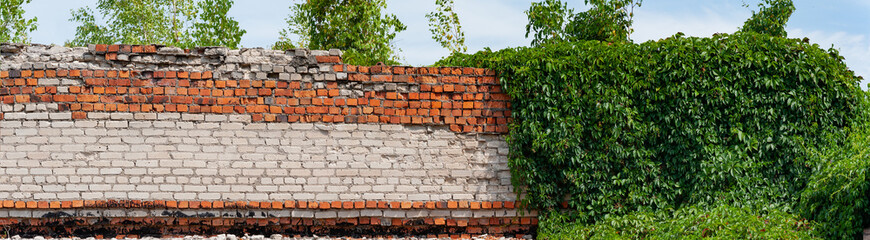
0 43 533 238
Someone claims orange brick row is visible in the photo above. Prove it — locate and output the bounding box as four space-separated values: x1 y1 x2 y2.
0 199 520 210
94 44 159 54
0 216 536 228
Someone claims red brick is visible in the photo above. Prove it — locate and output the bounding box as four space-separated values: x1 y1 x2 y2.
72 112 87 119
1 200 12 208
372 75 392 82
315 56 341 63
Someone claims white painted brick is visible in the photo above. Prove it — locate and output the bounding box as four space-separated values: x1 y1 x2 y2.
174 193 196 199
293 193 315 200
315 211 337 219
128 192 150 199
384 210 406 218
134 113 158 120
25 113 49 120
199 193 221 200
0 116 516 204
360 210 383 217
105 121 128 128
58 192 81 199
34 193 57 199
87 112 109 119
110 112 134 120
158 113 181 120
182 114 204 121
205 114 227 122
229 115 251 122
312 169 334 176
136 185 159 192
291 210 315 218
49 112 72 120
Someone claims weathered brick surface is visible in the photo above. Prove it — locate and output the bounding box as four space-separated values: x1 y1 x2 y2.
0 120 511 201
0 43 530 237
0 44 509 133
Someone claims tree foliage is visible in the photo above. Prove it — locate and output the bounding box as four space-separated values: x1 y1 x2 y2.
67 0 246 49
740 0 795 37
274 0 406 66
427 0 466 53
525 0 641 45
525 0 571 46
191 0 246 47
0 0 37 43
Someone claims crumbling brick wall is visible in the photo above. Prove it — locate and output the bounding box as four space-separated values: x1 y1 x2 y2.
0 43 533 238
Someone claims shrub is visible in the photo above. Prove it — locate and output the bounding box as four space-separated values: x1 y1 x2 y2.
798 104 870 239
540 204 818 239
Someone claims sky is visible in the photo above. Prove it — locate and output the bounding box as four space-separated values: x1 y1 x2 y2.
20 0 870 86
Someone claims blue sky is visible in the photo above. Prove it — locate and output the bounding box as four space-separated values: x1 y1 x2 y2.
21 0 870 85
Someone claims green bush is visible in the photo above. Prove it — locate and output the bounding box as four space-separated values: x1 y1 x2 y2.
798 107 870 239
540 204 818 239
438 32 865 229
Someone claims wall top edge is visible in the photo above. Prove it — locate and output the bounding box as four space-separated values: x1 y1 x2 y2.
0 43 493 74
0 42 341 58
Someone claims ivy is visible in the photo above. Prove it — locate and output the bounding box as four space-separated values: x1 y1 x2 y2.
439 32 865 238
741 0 795 37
